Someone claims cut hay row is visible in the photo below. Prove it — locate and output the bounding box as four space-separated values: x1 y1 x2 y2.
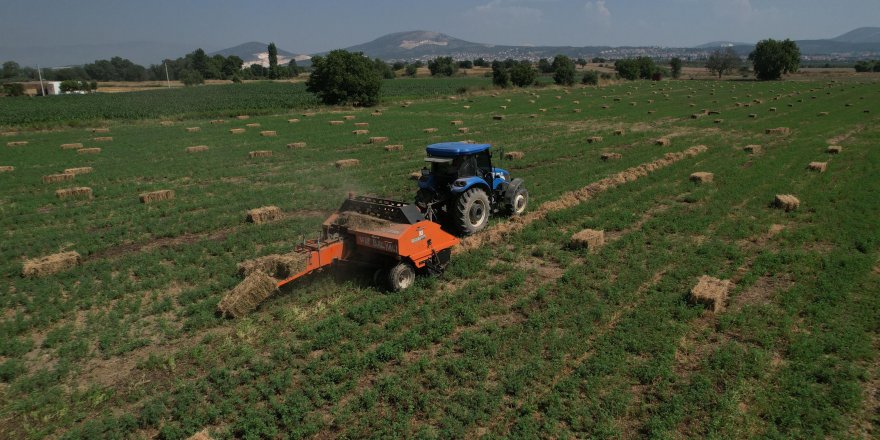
249 150 272 158
185 127 201 133
504 151 524 160
808 162 828 172
139 189 174 203
0 165 14 172
689 172 714 183
287 142 306 149
22 251 81 277
384 144 403 152
60 143 83 150
42 173 74 184
335 159 359 168
217 272 278 319
230 128 246 134
64 167 92 175
689 275 733 313
93 137 112 142
455 145 709 254
56 187 93 199
246 206 282 224
773 194 800 211
77 148 101 154
601 152 622 161
7 141 28 147
186 146 209 153
260 131 277 137
570 229 605 251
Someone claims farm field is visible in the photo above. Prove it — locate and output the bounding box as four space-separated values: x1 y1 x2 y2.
1 77 879 439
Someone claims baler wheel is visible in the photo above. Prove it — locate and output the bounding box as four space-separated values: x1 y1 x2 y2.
388 262 416 291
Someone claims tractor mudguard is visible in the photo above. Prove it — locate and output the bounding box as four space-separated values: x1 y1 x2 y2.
503 178 526 204
450 176 490 194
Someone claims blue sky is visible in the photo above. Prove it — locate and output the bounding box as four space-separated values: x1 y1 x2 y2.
1 0 877 53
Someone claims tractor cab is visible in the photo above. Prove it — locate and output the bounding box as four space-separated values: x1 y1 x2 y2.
416 142 528 235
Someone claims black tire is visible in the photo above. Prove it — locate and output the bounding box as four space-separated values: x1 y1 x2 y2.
387 262 416 292
509 187 528 216
453 187 491 235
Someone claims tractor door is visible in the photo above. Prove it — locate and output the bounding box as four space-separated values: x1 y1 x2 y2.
475 150 493 186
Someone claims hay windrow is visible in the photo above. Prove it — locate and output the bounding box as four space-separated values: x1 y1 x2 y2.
249 150 272 158
690 275 733 313
61 143 83 150
43 173 74 184
186 146 209 153
335 159 360 168
56 187 93 199
77 147 101 154
64 167 92 175
139 189 174 203
247 206 282 224
455 145 708 254
22 251 81 277
217 272 278 318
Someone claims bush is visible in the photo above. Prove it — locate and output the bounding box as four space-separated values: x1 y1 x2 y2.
405 64 418 77
582 70 599 85
306 50 381 106
491 61 511 88
179 69 204 86
428 57 457 77
552 55 576 86
2 83 25 97
615 57 656 80
509 61 537 87
749 39 801 80
670 57 682 79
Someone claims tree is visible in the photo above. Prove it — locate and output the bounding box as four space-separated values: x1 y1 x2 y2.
537 58 553 73
2 83 25 96
473 58 489 67
854 60 875 72
509 61 536 87
427 57 457 76
267 43 279 79
179 69 204 86
405 64 418 77
582 70 599 86
670 57 682 79
748 39 800 80
491 61 511 88
2 61 21 79
190 48 211 78
306 50 381 106
615 57 655 80
706 47 741 79
551 55 576 86
576 58 587 67
373 58 395 79
222 56 244 79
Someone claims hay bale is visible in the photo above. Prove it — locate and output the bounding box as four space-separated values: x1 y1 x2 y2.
77 148 101 154
707 110 721 115
343 115 356 120
91 128 110 133
647 110 657 114
423 128 438 133
329 120 344 125
690 113 704 119
210 119 226 124
352 129 369 135
450 120 464 125
826 145 842 154
64 167 92 175
6 141 28 147
186 145 209 153
817 112 829 116
457 127 470 134
689 172 714 183
808 162 827 172
766 127 790 135
93 137 112 142
384 144 403 151
42 173 74 184
463 105 471 109
302 112 316 117
238 253 309 278
773 194 800 211
372 111 383 116
335 159 360 168
601 105 610 109
260 130 277 137
354 122 369 127
614 129 625 136
1 131 19 136
714 119 724 124
288 118 300 123
56 187 93 199
22 251 81 277
370 136 389 144
139 189 174 203
186 430 214 440
245 123 261 128
573 108 582 113
249 150 272 158
689 276 732 313
601 152 622 161
287 142 306 149
185 127 201 133
570 229 605 250
217 272 278 318
492 115 504 120
236 115 250 120
60 143 83 150
587 136 603 144
0 165 14 173
246 206 282 224
504 151 524 160
409 171 422 180
229 128 246 134
769 107 777 112
749 113 758 118
655 138 671 146
743 145 761 154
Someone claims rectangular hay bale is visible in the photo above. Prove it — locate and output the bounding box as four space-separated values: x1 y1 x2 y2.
93 137 112 142
423 128 438 133
689 172 714 183
335 159 360 168
217 272 278 318
287 142 306 149
249 150 272 158
655 138 671 146
43 173 74 184
570 229 605 250
773 194 800 211
587 136 603 144
186 145 209 153
245 123 261 128
229 128 246 134
370 136 389 144
260 130 277 137
77 148 101 154
185 127 201 133
61 143 83 149
743 145 761 154
0 165 14 172
766 127 790 135
384 144 403 151
56 187 93 200
352 129 369 135
91 128 110 133
354 122 369 127
246 206 282 224
808 162 827 172
826 145 842 154
329 120 344 125
64 167 92 175
139 189 174 203
22 251 81 277
601 152 622 161
689 276 732 313
504 151 524 160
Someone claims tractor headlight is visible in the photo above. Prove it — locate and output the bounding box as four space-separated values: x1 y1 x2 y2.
453 179 467 187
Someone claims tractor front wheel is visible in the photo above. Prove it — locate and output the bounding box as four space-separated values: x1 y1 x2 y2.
387 262 416 292
453 187 490 235
509 187 528 216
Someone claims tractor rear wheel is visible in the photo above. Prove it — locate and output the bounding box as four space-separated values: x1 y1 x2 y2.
453 187 490 235
387 262 416 292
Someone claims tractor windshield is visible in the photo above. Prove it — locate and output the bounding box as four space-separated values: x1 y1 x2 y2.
426 156 478 179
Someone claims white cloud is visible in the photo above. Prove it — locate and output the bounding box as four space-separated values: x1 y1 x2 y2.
584 0 611 24
471 0 544 22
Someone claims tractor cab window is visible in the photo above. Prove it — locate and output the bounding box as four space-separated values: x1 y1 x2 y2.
475 151 492 173
428 156 478 178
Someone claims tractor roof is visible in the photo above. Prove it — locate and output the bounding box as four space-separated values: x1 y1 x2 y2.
426 142 491 157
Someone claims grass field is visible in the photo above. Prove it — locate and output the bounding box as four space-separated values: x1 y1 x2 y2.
0 77 878 439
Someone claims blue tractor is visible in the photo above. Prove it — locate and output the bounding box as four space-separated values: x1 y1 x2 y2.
415 142 528 235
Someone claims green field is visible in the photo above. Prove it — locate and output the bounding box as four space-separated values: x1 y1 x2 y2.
0 77 878 439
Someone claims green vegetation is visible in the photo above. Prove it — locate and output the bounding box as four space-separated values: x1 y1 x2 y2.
670 57 683 79
0 76 877 439
551 55 577 86
428 56 458 77
615 57 657 80
749 39 801 80
306 50 382 106
706 47 742 78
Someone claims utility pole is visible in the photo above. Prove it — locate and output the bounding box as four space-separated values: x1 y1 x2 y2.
37 64 45 96
164 61 171 88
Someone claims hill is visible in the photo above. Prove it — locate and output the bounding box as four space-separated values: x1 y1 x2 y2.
831 26 880 43
208 42 309 67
